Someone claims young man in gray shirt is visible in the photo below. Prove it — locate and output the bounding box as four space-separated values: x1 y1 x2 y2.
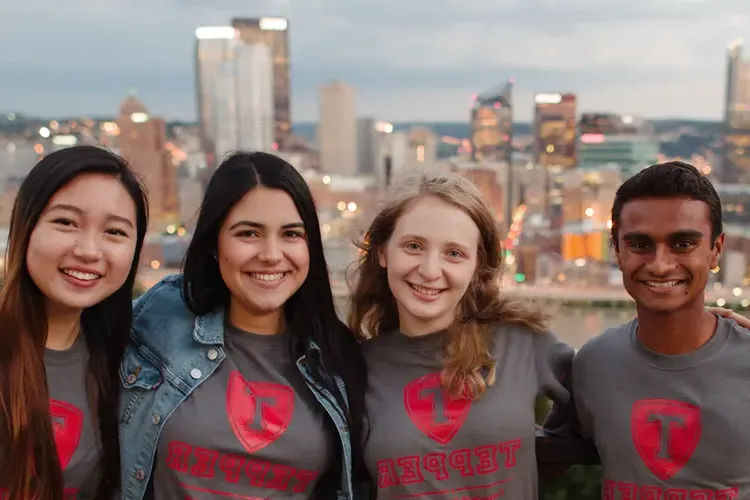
573 161 750 499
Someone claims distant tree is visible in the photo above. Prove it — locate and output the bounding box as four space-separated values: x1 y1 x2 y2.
536 396 602 500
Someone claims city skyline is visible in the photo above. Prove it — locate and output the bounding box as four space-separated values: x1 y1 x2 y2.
1 0 748 122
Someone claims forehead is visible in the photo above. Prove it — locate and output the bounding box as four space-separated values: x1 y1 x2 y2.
393 196 479 245
225 186 301 223
619 197 711 237
49 173 134 216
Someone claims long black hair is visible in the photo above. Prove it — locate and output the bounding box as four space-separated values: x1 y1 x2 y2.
182 151 368 492
0 145 148 499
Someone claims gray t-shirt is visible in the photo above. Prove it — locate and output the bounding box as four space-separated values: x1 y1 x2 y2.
153 326 333 499
573 315 750 499
362 324 573 500
46 335 101 499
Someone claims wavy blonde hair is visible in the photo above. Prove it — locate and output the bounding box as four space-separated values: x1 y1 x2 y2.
348 169 550 400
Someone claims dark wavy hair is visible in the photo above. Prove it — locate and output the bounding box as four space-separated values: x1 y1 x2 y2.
181 151 368 493
0 146 148 499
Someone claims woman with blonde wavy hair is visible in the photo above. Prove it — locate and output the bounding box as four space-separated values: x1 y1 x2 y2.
348 170 574 500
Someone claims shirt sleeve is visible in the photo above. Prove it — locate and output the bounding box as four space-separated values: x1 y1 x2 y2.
533 331 579 437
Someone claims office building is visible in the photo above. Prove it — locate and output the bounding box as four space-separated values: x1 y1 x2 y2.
318 81 358 175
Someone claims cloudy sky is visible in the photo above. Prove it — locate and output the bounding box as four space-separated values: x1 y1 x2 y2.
0 0 746 122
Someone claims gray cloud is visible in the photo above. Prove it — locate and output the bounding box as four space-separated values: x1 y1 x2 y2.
0 0 746 122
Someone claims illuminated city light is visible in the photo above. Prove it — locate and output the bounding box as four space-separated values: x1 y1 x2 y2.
195 26 237 39
39 127 50 138
337 201 346 211
130 112 149 123
733 287 743 297
150 260 161 270
259 18 288 31
347 202 357 212
534 93 562 104
585 207 595 217
322 175 332 184
716 298 726 307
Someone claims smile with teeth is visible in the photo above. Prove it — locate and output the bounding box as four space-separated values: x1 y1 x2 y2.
644 280 686 288
409 283 445 296
61 269 101 281
248 272 289 282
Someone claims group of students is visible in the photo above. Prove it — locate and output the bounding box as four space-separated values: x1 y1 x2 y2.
0 144 748 500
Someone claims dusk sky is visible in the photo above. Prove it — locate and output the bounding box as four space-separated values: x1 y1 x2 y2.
1 0 747 122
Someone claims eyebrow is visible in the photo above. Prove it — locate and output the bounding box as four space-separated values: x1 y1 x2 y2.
621 229 705 240
47 203 135 228
400 233 472 251
228 220 305 231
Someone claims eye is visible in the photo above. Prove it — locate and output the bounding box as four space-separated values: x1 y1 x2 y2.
51 217 75 227
106 228 129 237
404 242 422 252
674 240 696 250
235 229 259 238
283 230 305 239
447 250 464 259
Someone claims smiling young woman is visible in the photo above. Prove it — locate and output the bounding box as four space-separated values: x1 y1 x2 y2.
118 151 368 500
0 146 148 499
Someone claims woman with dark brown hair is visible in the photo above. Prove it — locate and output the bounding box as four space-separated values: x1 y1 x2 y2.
0 146 148 499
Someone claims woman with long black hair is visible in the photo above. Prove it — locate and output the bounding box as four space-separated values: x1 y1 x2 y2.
0 146 148 499
119 151 367 499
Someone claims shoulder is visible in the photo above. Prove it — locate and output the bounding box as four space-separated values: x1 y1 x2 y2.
132 274 195 346
360 332 397 358
492 321 555 349
575 319 634 363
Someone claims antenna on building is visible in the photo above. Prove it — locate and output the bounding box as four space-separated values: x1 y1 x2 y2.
127 87 138 97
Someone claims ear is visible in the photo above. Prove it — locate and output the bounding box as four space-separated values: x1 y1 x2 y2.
378 247 387 268
710 233 725 270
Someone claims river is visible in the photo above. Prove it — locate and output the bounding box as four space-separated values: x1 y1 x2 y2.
334 297 638 348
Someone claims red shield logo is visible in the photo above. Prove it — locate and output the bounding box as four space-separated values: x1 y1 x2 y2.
631 399 702 480
50 400 84 469
403 373 471 444
226 370 294 453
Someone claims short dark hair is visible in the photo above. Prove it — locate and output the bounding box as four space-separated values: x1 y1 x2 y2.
610 160 722 249
181 151 368 492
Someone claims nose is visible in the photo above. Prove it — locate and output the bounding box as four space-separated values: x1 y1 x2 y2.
417 252 442 281
258 237 283 264
72 232 103 262
646 244 677 276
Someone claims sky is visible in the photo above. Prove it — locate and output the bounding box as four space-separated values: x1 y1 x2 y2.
0 0 747 123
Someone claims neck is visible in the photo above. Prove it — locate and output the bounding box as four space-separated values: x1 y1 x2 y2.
636 303 716 355
46 306 82 351
399 312 454 337
229 299 284 335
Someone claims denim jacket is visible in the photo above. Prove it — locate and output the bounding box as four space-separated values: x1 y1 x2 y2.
118 274 354 500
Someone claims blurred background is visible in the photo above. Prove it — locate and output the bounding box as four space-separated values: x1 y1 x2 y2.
1 2 749 495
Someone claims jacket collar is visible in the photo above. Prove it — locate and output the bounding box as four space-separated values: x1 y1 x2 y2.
191 307 322 354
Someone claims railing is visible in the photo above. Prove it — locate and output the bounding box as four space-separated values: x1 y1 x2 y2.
535 432 599 465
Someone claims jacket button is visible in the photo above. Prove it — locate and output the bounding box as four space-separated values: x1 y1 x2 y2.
126 374 136 385
190 368 202 379
135 469 146 480
207 349 218 361
152 414 161 425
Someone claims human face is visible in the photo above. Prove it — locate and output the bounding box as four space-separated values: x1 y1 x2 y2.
615 196 723 315
379 196 479 336
218 186 309 331
26 173 138 313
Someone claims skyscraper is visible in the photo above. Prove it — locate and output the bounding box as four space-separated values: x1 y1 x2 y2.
194 26 238 169
532 93 577 170
318 81 358 175
722 39 750 183
232 17 291 149
116 94 178 232
470 81 513 165
235 43 275 153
